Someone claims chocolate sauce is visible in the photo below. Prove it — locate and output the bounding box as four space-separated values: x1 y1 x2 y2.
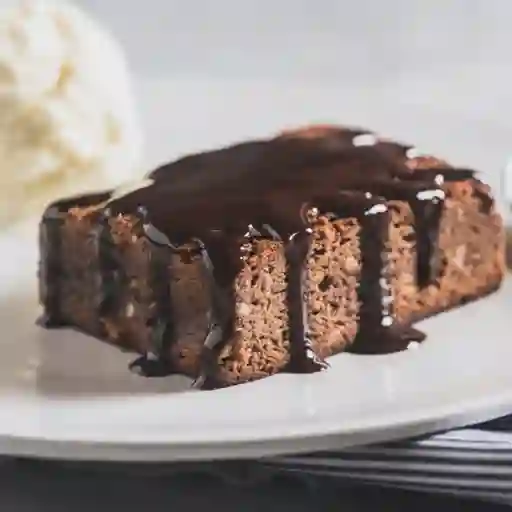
237 223 329 371
322 191 412 354
138 208 176 358
290 190 421 355
129 351 172 378
127 208 178 377
191 239 233 389
285 228 329 372
355 325 427 354
192 324 225 390
409 188 445 286
348 190 427 355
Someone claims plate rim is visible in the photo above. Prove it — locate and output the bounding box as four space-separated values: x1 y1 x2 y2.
0 390 512 461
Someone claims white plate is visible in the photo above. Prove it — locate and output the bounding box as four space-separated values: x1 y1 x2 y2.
0 215 510 462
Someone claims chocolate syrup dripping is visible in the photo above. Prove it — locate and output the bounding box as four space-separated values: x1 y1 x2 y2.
285 227 329 373
194 218 330 387
409 189 445 286
321 191 426 354
360 325 427 354
138 206 175 357
192 231 248 389
128 207 177 378
129 351 172 378
191 324 225 390
336 192 397 352
192 239 233 390
123 208 236 388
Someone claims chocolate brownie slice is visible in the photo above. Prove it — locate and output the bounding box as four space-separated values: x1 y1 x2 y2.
38 126 505 388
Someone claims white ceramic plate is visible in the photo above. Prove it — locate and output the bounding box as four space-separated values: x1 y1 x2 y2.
0 214 510 462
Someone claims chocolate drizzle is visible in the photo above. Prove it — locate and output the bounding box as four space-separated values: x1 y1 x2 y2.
191 239 232 389
37 127 490 388
138 207 175 357
408 188 445 286
285 228 329 372
316 191 399 353
128 208 177 377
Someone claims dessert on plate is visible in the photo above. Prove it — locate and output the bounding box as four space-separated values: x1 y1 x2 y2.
0 0 142 226
37 125 505 389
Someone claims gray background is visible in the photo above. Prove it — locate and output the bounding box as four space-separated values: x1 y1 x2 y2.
76 0 510 82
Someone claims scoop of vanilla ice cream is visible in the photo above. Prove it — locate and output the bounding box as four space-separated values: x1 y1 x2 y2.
0 0 143 225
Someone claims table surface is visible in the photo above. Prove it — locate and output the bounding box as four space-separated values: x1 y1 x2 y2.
0 457 506 512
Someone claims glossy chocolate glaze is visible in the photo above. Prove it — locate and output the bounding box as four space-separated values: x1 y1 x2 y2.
285 228 330 373
127 208 180 378
137 207 175 357
38 127 487 387
191 240 230 389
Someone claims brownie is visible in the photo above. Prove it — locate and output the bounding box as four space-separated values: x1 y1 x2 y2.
37 125 505 388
